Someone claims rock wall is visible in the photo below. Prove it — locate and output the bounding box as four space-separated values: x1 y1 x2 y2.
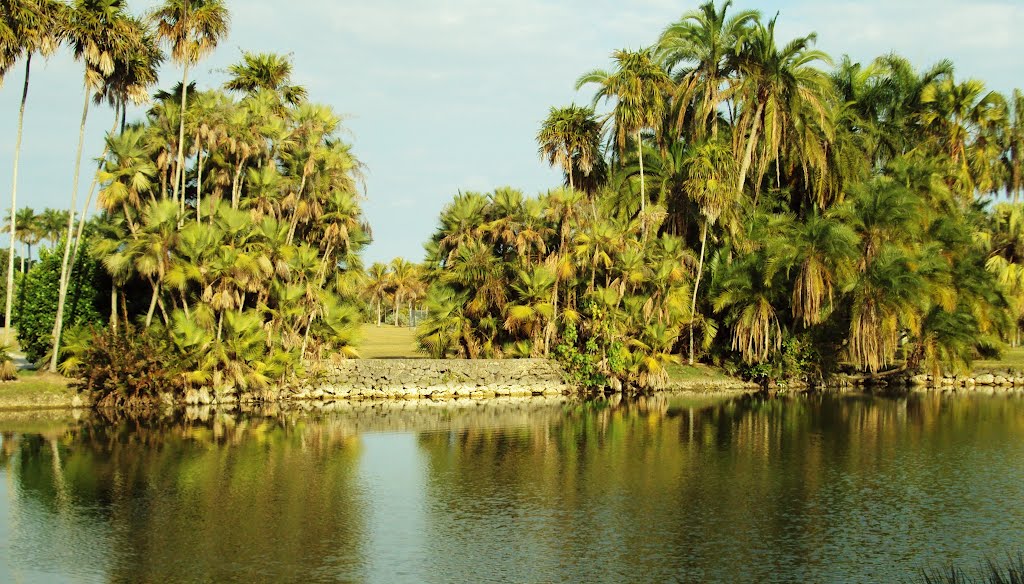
279 358 574 402
908 370 1024 392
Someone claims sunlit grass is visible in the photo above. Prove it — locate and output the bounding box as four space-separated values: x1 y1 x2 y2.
665 362 735 382
357 324 424 359
974 347 1024 371
0 370 74 406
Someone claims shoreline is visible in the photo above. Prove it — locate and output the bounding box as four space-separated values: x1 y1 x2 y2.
6 357 1024 415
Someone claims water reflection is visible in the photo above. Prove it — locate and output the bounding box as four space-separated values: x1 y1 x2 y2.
0 393 1021 583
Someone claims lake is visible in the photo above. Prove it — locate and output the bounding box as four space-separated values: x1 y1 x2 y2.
0 392 1022 583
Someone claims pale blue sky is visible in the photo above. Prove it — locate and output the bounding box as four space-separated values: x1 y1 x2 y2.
1 0 1023 263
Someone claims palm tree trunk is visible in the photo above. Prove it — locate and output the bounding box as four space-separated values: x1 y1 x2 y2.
231 158 245 210
637 129 646 215
376 299 381 326
145 279 159 328
544 275 558 357
737 102 765 199
286 172 309 246
5 54 31 346
394 293 401 326
196 141 205 222
71 110 120 269
408 299 413 328
173 61 191 216
48 77 91 373
566 146 574 191
689 222 708 365
110 286 118 332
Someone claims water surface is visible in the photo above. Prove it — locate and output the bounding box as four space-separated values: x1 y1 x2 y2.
0 392 1022 583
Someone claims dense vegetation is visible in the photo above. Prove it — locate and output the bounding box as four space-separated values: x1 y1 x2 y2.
2 0 370 402
6 0 1024 395
419 1 1024 389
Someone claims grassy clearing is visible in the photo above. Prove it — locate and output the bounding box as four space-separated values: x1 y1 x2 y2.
0 370 76 411
974 347 1024 371
665 362 736 382
357 324 424 359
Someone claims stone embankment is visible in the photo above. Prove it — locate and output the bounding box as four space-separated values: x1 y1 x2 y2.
907 370 1024 393
184 359 575 405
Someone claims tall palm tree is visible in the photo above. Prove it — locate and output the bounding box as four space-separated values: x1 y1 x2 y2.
365 262 390 327
577 48 670 217
150 0 230 213
732 16 832 198
37 208 67 248
537 104 602 191
12 206 39 273
51 0 140 373
920 76 1005 197
684 138 737 363
2 0 62 344
655 0 759 139
1001 89 1024 202
70 16 162 274
389 258 417 327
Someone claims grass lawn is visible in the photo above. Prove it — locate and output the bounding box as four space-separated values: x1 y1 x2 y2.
0 370 76 410
357 324 424 359
973 346 1024 371
665 362 736 382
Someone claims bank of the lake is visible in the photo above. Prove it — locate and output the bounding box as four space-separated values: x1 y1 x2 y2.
0 357 761 411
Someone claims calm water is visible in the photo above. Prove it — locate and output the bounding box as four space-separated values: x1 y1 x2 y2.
0 392 1022 583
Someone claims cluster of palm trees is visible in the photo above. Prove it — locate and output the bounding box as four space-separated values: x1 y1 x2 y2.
418 187 692 387
2 1 372 394
363 258 425 327
422 1 1022 387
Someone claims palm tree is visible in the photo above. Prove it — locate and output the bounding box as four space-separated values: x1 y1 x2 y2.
713 254 783 365
2 0 62 344
37 208 68 249
537 104 602 191
224 51 307 106
655 0 759 139
1001 89 1024 202
577 48 670 218
504 266 555 356
920 76 1005 197
150 0 230 212
389 258 417 327
12 206 39 273
51 0 140 373
365 262 390 327
683 138 737 363
732 16 833 199
97 126 157 233
788 211 858 327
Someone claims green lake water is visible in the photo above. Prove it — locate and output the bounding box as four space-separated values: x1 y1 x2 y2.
0 392 1022 583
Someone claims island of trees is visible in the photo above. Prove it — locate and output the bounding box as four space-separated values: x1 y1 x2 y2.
2 0 1024 401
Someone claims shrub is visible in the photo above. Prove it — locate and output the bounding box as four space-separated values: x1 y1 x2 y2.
553 321 607 389
67 324 186 406
0 344 16 381
14 244 105 363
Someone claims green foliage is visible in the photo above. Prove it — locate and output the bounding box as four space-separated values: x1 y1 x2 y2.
553 321 606 389
14 244 104 364
735 334 819 389
69 324 186 403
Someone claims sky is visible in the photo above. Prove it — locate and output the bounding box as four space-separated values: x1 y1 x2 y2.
1 0 1023 264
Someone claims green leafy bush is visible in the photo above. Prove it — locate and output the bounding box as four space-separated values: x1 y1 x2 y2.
14 245 104 363
553 321 607 389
